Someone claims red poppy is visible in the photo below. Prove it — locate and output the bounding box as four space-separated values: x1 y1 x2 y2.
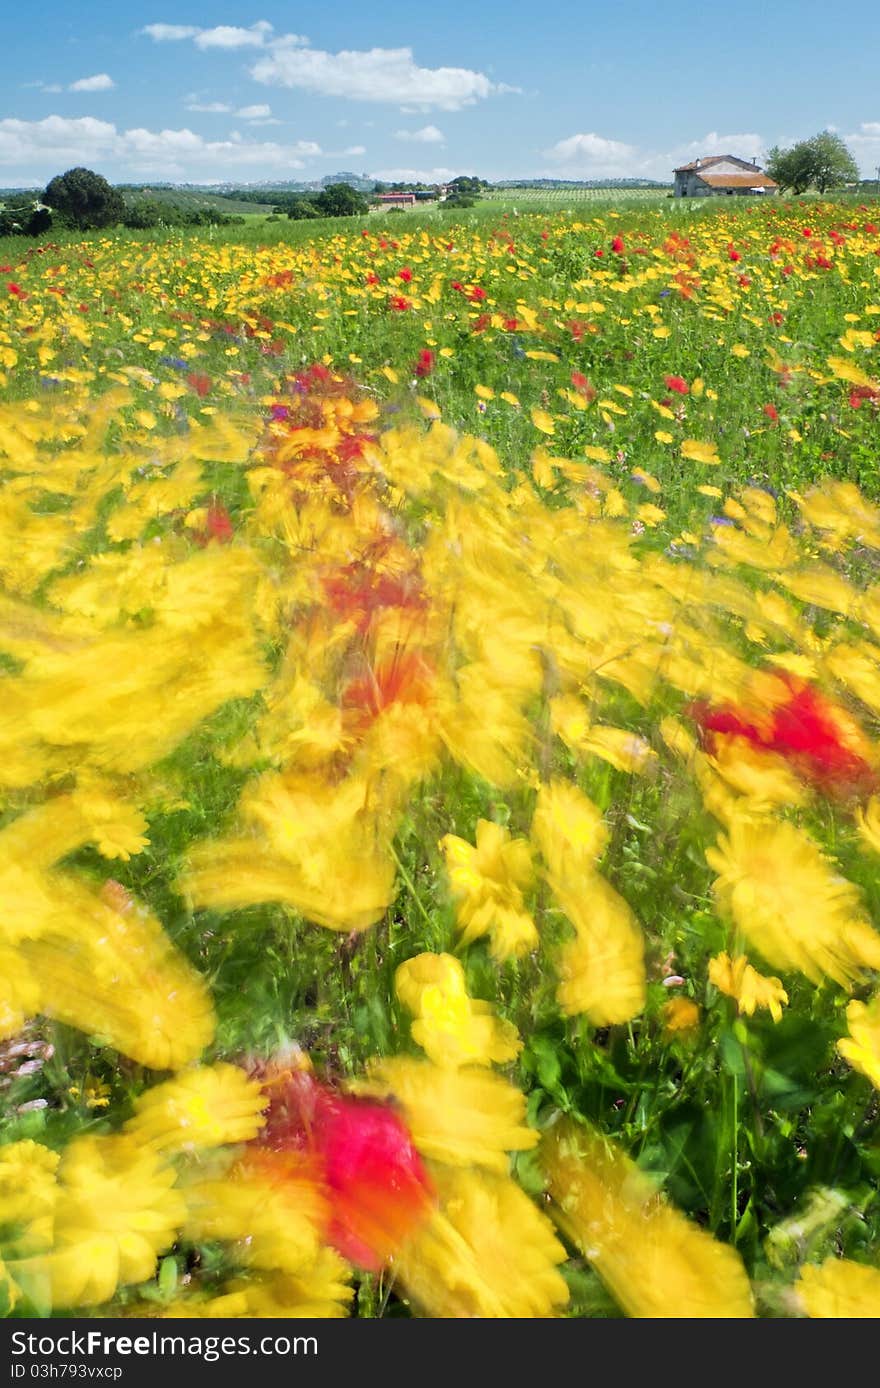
727 243 741 262
690 673 877 797
570 370 596 401
467 285 487 302
388 294 411 312
762 403 779 423
611 235 625 253
254 1066 434 1271
204 502 233 543
413 347 435 378
398 266 413 283
186 372 212 398
664 375 689 395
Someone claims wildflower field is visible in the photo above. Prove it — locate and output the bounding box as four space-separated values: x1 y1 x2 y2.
3 196 880 1319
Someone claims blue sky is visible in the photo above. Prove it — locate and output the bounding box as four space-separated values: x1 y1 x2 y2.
4 2 880 186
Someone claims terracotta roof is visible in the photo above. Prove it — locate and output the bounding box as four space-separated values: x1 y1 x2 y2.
698 173 778 188
673 155 760 173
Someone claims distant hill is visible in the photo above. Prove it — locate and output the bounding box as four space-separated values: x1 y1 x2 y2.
119 186 278 216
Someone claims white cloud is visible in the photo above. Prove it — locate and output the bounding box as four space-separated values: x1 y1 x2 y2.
195 22 274 50
0 114 321 181
139 24 201 41
252 43 512 111
675 131 765 161
69 74 115 93
395 124 445 144
183 99 278 123
544 132 639 175
541 129 774 182
844 122 880 176
344 145 366 156
141 20 301 51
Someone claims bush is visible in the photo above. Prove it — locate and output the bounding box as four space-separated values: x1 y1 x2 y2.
287 199 322 220
44 167 125 230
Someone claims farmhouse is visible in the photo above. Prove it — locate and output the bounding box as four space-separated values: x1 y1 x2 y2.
673 155 778 197
376 192 417 208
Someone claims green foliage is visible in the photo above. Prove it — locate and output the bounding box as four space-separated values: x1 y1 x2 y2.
120 201 241 230
315 183 369 217
286 184 369 220
287 198 322 220
44 167 125 230
767 132 860 194
0 194 50 238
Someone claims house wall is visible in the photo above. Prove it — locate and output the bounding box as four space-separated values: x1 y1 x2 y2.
674 171 714 197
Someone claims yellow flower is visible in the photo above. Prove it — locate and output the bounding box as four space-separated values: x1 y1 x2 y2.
182 1150 328 1277
12 1136 184 1311
19 877 216 1071
709 952 788 1022
662 996 701 1036
353 1058 537 1173
201 1255 354 1318
580 725 658 776
439 820 537 962
0 1141 59 1257
553 872 646 1025
797 1258 880 1317
0 949 40 1041
543 1121 754 1317
681 439 721 465
706 813 880 985
181 771 397 933
854 795 880 856
531 780 608 881
124 1064 267 1154
394 953 521 1068
837 992 880 1088
395 1167 569 1318
530 407 555 436
708 737 809 811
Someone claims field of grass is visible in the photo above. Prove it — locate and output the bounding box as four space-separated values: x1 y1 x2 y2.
484 185 671 202
2 197 880 1319
122 186 280 217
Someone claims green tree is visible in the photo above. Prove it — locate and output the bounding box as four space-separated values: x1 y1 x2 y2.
286 197 322 220
808 130 860 193
766 132 860 195
315 183 369 217
43 167 125 230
